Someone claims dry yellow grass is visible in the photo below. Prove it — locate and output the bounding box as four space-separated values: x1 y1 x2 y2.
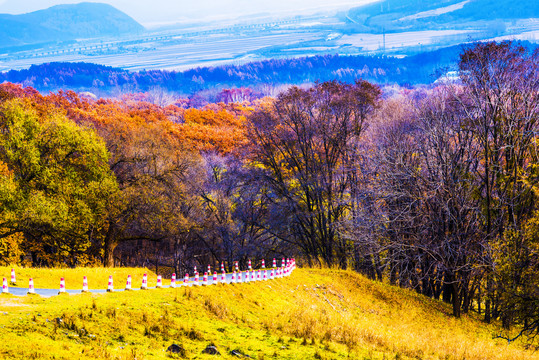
0 267 536 359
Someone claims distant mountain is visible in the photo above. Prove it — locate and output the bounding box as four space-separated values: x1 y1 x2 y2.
346 0 539 33
0 2 144 49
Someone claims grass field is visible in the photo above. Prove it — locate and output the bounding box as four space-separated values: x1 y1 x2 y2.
0 268 537 359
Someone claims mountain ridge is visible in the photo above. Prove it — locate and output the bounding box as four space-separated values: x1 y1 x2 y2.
0 2 144 49
346 0 539 33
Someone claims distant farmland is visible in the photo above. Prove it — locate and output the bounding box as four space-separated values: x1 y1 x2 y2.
0 15 515 73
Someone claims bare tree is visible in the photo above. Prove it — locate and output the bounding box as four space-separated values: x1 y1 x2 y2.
458 41 539 323
248 81 381 268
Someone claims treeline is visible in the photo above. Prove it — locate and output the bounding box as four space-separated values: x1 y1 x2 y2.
4 43 537 98
0 41 538 341
0 46 467 96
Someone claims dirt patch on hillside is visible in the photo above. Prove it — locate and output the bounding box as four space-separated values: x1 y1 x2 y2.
0 297 30 308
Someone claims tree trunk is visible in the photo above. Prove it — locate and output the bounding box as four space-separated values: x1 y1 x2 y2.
477 284 482 314
442 282 452 304
374 253 383 281
451 282 461 318
461 277 471 314
103 225 118 267
484 276 493 323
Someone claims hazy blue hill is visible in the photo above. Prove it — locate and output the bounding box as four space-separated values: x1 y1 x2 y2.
0 14 61 48
0 2 144 48
346 0 458 31
437 0 539 21
347 0 539 32
348 0 455 18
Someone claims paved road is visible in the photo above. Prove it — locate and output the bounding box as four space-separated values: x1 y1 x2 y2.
4 268 291 297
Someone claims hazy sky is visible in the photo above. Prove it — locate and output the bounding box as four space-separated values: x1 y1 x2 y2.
0 0 376 26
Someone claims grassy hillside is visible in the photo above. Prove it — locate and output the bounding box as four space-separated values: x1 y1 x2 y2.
0 268 536 359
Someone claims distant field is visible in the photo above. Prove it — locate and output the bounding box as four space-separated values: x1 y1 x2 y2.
0 268 537 359
0 31 325 72
1 12 537 73
0 27 478 72
337 29 475 51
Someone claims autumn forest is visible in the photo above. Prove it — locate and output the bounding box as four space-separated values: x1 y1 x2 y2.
1 41 539 341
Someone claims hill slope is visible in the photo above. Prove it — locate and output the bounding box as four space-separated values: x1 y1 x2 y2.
0 2 144 48
347 0 539 33
0 268 536 359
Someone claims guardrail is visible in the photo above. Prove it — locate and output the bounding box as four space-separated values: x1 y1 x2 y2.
2 258 296 297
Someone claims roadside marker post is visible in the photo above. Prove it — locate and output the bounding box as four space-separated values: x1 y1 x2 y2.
2 278 8 294
10 269 16 285
82 276 89 292
203 272 208 286
171 273 176 288
107 275 113 292
141 273 148 290
156 275 162 288
184 273 189 285
125 275 132 290
58 278 66 294
28 278 35 294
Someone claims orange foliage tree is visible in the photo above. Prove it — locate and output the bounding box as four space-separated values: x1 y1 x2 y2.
0 84 253 268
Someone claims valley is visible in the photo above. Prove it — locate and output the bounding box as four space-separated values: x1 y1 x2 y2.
1 1 538 73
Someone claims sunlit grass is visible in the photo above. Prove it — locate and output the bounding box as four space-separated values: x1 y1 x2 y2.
0 268 537 359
